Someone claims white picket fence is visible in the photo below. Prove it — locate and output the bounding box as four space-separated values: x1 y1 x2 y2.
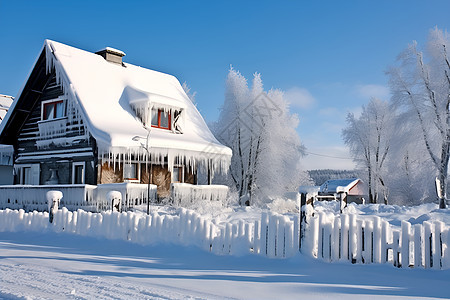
304 212 450 269
0 208 297 258
1 206 449 269
171 183 229 206
0 183 157 212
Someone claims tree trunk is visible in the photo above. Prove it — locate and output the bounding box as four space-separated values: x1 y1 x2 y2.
438 146 449 209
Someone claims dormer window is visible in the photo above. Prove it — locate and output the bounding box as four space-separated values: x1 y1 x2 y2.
42 98 65 120
151 108 171 130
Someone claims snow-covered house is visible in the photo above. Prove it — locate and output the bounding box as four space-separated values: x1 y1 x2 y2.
0 40 231 200
318 178 366 204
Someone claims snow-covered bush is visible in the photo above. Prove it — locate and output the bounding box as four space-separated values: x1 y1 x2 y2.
267 198 298 214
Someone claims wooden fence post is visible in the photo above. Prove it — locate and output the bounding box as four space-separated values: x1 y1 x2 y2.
392 231 400 267
340 214 349 261
434 221 444 269
424 221 432 268
373 217 382 264
332 216 340 261
413 223 422 268
260 213 269 256
299 193 307 251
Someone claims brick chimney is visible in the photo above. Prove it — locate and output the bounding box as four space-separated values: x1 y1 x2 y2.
95 47 126 65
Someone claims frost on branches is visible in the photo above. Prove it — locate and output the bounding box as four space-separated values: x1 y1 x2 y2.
343 98 395 204
214 68 307 206
388 27 450 209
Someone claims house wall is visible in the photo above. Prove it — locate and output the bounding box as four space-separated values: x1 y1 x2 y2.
348 181 365 196
13 74 96 185
39 158 96 184
99 161 196 199
0 166 13 185
150 165 171 198
98 162 123 184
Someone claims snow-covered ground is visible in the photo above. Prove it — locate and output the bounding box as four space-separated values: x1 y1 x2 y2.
1 230 449 300
1 201 450 299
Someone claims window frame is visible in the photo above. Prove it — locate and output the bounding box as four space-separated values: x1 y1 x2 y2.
41 97 66 121
72 162 85 184
172 166 184 183
151 109 171 130
123 162 139 181
16 164 40 185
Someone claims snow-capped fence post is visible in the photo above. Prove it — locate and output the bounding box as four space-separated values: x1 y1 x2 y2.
392 231 401 267
355 219 363 263
434 221 444 269
332 216 340 261
340 214 349 261
267 213 278 257
373 217 382 264
442 226 450 269
401 221 412 268
362 219 373 263
47 190 63 224
107 191 122 212
338 192 347 213
299 193 307 251
413 223 422 267
424 221 433 268
253 219 261 254
260 212 269 256
348 214 357 263
299 192 314 253
381 220 389 264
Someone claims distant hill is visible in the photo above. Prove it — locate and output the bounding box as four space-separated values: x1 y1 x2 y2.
308 169 360 186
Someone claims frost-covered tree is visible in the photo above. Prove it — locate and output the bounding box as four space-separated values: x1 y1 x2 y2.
342 98 395 204
386 136 436 205
182 82 197 104
387 27 450 208
215 68 306 206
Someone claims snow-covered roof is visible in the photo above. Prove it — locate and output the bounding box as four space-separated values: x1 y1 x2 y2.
0 95 13 122
319 178 360 194
1 40 231 173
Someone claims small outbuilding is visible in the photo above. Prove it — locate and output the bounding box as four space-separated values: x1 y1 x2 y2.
318 178 366 204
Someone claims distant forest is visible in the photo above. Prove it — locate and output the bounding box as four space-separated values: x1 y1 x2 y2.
308 169 360 186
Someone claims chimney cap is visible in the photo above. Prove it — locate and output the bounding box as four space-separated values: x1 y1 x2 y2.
95 47 126 57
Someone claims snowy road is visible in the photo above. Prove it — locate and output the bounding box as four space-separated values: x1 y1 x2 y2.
0 231 449 299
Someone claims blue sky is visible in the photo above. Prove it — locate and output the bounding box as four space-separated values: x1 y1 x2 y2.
1 1 450 170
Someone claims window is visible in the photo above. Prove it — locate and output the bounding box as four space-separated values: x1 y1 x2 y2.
172 166 183 183
72 162 85 184
124 163 138 180
22 167 32 184
42 99 65 121
151 109 171 130
16 164 40 185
